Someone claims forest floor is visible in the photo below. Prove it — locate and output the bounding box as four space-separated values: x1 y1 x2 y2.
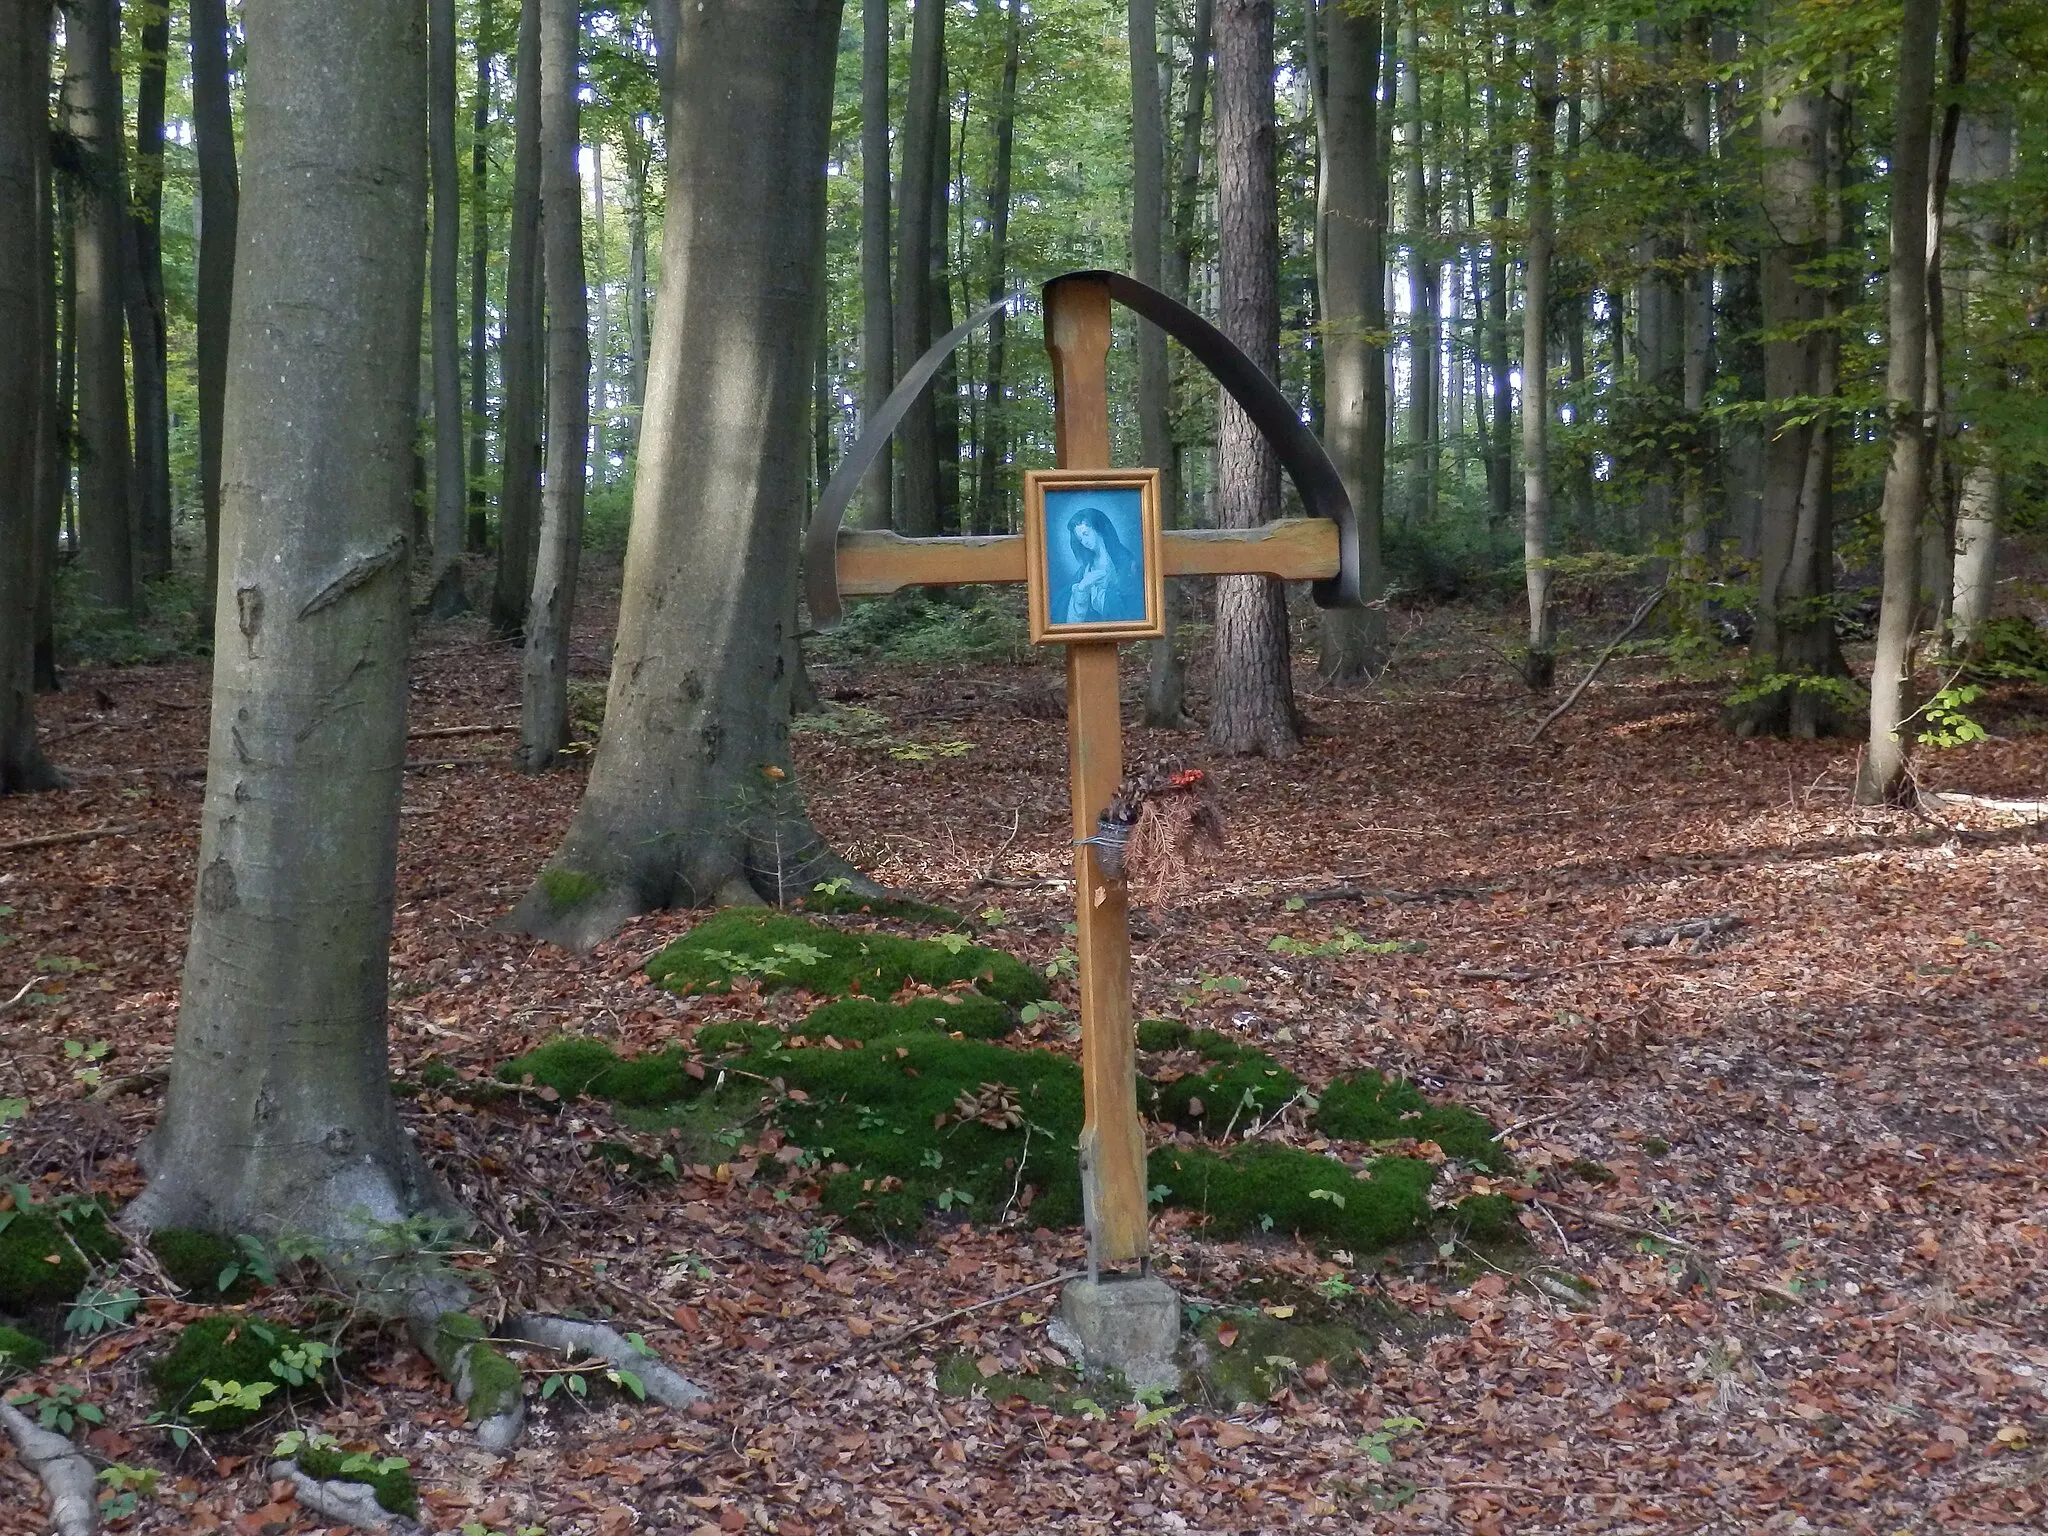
2 561 2045 1536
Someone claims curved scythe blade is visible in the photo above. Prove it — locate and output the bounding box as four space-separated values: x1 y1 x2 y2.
803 297 1012 629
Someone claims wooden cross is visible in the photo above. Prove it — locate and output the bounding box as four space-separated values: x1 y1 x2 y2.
812 272 1347 1273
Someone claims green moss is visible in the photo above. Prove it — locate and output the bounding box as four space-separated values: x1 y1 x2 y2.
0 1204 124 1313
645 911 1046 1008
696 1022 786 1056
149 1230 255 1301
774 1033 1086 1237
0 1324 47 1378
1642 1136 1671 1157
935 1349 1084 1408
1147 1053 1302 1131
591 1139 676 1183
1148 1144 1435 1253
417 1058 459 1089
796 887 963 926
496 1038 697 1107
1569 1158 1617 1185
1193 1308 1373 1408
295 1444 418 1517
539 867 606 913
1446 1193 1523 1245
1314 1071 1509 1171
458 1340 521 1421
1135 1018 1191 1052
800 993 1015 1042
150 1315 323 1430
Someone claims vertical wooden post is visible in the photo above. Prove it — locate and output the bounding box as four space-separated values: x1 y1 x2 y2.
1045 275 1150 1273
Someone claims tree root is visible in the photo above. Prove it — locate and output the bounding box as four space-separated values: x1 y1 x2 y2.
269 1460 422 1535
0 1398 97 1536
407 1301 525 1452
502 1316 707 1409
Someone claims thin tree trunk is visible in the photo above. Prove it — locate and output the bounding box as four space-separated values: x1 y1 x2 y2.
930 59 959 534
490 0 544 637
65 0 134 614
972 0 1020 537
1169 0 1215 300
192 0 238 630
129 0 442 1239
624 114 650 452
1678 14 1713 605
1520 1 1558 691
127 0 172 581
1484 33 1511 537
504 0 858 949
1130 0 1189 725
1857 0 1941 804
1947 110 2012 649
40 172 72 689
894 0 944 536
425 0 468 617
467 0 494 553
1208 0 1297 758
520 0 590 772
591 138 609 487
1316 0 1387 684
2 0 64 791
858 0 893 531
1917 0 1968 647
1399 0 1434 529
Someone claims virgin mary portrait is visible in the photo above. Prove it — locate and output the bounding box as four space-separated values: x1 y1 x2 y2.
1057 504 1143 625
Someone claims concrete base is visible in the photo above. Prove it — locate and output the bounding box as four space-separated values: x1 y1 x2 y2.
1050 1275 1181 1394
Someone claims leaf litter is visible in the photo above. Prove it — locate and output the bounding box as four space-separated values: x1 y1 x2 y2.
0 574 2043 1534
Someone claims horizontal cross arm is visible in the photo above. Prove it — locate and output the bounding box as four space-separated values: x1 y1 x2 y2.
832 518 1339 598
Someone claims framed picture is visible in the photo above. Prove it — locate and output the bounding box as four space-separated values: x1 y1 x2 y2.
1021 468 1166 646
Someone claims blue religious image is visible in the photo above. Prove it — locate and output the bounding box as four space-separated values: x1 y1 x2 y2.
1043 487 1147 626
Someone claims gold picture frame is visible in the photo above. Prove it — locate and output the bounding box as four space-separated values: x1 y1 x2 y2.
1021 468 1166 646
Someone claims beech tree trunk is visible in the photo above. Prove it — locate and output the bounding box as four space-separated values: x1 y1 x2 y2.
193 0 238 626
1857 0 1941 805
127 0 173 581
1208 0 1299 758
490 0 544 637
128 0 440 1238
591 139 610 485
65 0 135 614
518 0 589 772
503 0 857 950
1399 0 1435 529
1678 14 1713 600
466 0 494 553
624 115 650 454
425 0 468 618
2 0 64 793
858 0 893 531
929 63 959 533
1483 34 1512 536
1947 112 2013 649
972 0 1020 537
1315 0 1387 684
894 0 944 536
1130 0 1189 725
1520 2 1558 691
1732 40 1846 739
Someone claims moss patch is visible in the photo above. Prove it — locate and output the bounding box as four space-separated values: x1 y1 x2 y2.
935 1350 1084 1409
1447 1193 1524 1245
1147 1053 1302 1132
1193 1307 1373 1407
0 1203 125 1313
800 993 1015 1042
1314 1071 1508 1171
496 1038 698 1107
150 1315 325 1431
0 1324 47 1378
150 1230 256 1301
795 886 962 926
538 867 606 912
646 911 1046 1008
295 1444 418 1517
1149 1144 1435 1252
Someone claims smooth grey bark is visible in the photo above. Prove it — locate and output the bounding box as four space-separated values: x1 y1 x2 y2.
127 0 173 581
1208 0 1298 758
858 0 893 530
1947 112 2012 648
1915 5 1968 645
1677 14 1713 600
1169 0 1214 301
193 0 238 627
503 0 856 949
893 0 944 535
65 0 134 614
1856 0 1941 805
928 58 959 532
1520 1 1558 690
127 0 439 1238
425 0 468 617
591 139 610 483
1315 0 1386 685
1733 43 1846 739
490 0 543 637
518 0 589 772
467 0 493 552
623 114 650 448
1397 0 1435 530
971 0 1020 537
1483 31 1511 536
2 0 64 792
1130 0 1189 725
